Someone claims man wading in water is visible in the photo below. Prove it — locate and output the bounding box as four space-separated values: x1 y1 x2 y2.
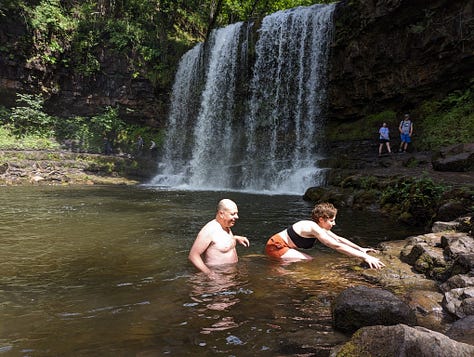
188 199 249 279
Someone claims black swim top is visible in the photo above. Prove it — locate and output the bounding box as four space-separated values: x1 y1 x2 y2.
287 225 316 249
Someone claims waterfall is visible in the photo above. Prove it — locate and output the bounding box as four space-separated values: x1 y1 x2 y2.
154 43 205 187
150 4 335 194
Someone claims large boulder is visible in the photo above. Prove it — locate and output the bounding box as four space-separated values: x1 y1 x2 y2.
330 324 474 357
332 285 416 333
446 315 474 345
432 143 474 172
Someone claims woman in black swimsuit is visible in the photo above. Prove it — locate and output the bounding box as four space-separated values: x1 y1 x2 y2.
264 202 385 269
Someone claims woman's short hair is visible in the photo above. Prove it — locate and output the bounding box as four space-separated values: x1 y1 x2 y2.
311 202 337 221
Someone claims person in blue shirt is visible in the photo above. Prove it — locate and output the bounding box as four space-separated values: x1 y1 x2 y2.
398 114 413 153
378 122 392 157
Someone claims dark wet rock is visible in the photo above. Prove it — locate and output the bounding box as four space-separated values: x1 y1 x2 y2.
330 324 474 357
405 290 451 332
328 0 474 122
332 285 416 333
432 143 474 172
437 201 470 222
446 315 474 345
440 274 474 293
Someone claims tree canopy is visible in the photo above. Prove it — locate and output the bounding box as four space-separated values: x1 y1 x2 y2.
0 0 333 85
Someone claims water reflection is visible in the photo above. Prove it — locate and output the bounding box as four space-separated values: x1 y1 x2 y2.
187 265 252 336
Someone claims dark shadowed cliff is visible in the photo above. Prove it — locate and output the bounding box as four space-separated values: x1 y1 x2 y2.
327 0 474 121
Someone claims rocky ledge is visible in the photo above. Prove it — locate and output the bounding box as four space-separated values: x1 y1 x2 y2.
0 150 158 186
329 217 474 356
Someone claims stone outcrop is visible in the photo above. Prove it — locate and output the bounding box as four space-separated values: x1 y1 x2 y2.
328 0 474 121
330 324 474 357
0 150 157 185
446 315 474 345
332 286 416 333
325 216 474 356
432 143 474 172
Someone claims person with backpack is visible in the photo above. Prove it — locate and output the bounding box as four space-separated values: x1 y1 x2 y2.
398 113 413 153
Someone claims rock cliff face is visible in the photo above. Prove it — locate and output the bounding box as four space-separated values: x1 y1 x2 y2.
0 8 167 126
327 0 474 121
0 1 473 126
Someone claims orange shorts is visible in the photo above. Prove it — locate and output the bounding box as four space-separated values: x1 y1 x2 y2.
265 233 290 259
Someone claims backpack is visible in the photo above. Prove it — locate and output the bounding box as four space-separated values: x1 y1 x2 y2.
400 120 411 134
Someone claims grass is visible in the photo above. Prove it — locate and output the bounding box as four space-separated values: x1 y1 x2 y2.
0 126 60 150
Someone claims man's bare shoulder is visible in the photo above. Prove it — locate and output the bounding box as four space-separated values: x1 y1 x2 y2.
197 219 222 237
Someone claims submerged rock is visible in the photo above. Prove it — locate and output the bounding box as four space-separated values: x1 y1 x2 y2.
332 285 416 333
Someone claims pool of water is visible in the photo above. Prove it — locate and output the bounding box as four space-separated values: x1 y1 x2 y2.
0 185 423 356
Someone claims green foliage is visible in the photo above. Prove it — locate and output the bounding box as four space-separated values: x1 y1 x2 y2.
417 83 474 150
86 106 125 152
26 0 77 66
9 93 57 138
3 0 339 92
327 110 397 141
0 126 59 150
0 106 10 124
3 93 162 155
380 177 447 226
220 0 331 23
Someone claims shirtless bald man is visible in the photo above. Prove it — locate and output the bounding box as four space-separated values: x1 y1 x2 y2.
188 199 249 278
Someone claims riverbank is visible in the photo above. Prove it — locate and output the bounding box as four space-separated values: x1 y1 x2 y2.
1 147 473 189
0 149 157 186
2 144 473 184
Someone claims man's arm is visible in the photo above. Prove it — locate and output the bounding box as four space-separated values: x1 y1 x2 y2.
188 232 213 275
234 235 250 247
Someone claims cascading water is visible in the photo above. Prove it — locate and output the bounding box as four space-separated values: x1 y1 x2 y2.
150 4 335 195
155 43 205 187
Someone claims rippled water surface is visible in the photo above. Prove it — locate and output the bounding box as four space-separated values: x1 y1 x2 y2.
0 185 421 356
